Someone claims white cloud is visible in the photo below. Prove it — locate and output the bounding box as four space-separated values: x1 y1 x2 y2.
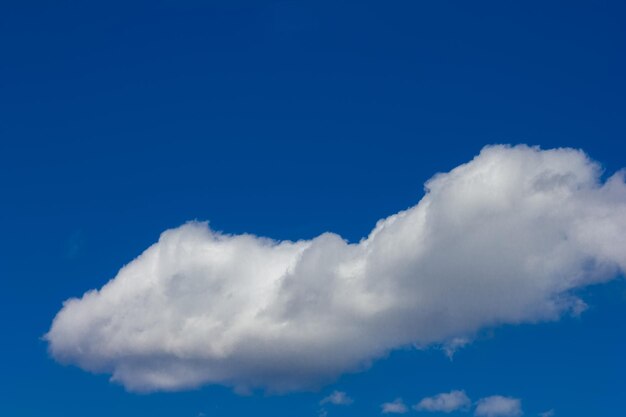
475 396 522 417
321 390 353 405
382 398 408 414
414 390 471 413
441 337 470 359
45 145 626 392
539 410 554 417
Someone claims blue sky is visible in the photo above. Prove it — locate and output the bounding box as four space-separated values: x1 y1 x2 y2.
1 1 625 416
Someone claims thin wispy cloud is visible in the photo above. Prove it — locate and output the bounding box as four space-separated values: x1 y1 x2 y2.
46 145 626 392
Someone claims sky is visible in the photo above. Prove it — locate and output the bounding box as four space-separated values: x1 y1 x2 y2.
1 1 625 417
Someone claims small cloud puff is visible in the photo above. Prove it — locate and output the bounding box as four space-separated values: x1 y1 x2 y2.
475 396 522 417
382 398 409 414
321 391 353 405
414 390 471 413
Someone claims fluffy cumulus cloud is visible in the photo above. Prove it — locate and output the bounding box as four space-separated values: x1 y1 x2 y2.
382 399 409 414
45 145 626 392
474 396 522 417
320 390 353 405
414 390 471 413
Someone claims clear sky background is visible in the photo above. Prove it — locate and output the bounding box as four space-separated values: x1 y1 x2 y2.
1 1 625 416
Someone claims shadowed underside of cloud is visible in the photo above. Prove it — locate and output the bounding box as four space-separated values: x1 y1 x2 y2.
45 145 626 392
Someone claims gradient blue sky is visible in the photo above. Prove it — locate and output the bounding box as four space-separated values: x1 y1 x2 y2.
1 1 625 416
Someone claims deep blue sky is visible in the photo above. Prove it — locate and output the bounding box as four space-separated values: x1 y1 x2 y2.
1 1 625 416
